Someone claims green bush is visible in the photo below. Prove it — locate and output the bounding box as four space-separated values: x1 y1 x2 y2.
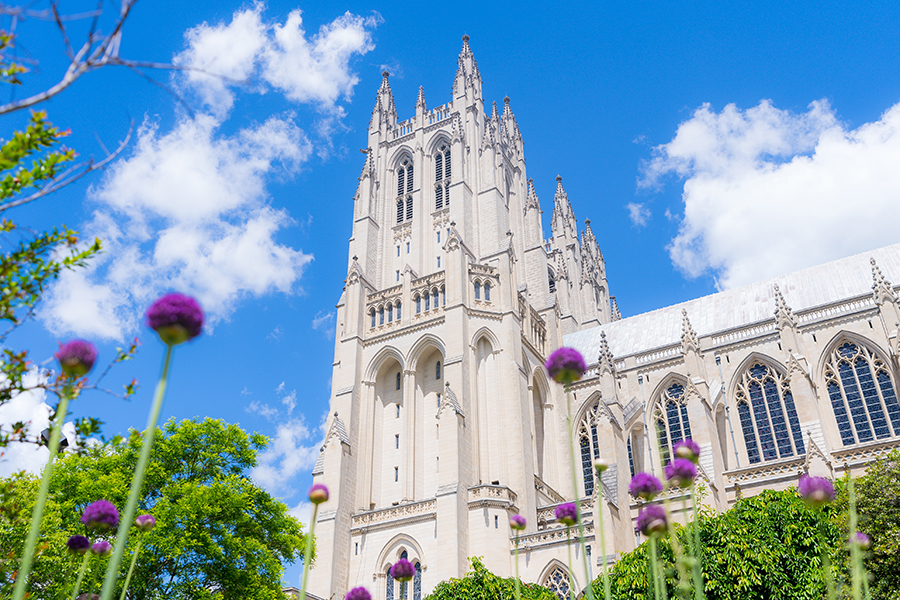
425 556 557 600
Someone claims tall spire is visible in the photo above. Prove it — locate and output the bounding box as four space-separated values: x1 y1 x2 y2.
490 100 499 121
369 70 396 131
773 284 796 329
551 175 576 235
871 257 898 305
524 178 540 213
453 34 482 101
681 309 700 354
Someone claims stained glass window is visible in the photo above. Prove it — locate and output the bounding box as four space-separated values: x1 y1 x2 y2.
736 363 805 464
413 562 422 600
578 402 606 496
386 567 394 600
627 436 635 478
434 142 451 210
826 341 900 446
655 382 692 466
544 566 571 600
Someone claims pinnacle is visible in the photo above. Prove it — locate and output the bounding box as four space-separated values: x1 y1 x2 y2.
491 101 499 120
416 85 426 109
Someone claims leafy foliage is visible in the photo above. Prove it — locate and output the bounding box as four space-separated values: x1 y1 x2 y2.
599 489 842 600
0 418 306 599
425 556 557 600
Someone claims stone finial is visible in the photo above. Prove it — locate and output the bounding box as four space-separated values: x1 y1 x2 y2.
490 101 499 121
551 175 576 234
610 296 622 321
524 178 540 213
681 309 700 354
871 257 898 305
773 283 796 329
416 85 426 110
598 330 616 376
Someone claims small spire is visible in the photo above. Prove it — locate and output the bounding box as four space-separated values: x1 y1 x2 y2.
598 331 616 376
681 309 700 354
381 70 390 88
502 96 512 116
552 175 576 234
773 284 796 329
610 296 622 321
871 257 898 305
524 178 540 212
490 100 499 121
416 85 426 111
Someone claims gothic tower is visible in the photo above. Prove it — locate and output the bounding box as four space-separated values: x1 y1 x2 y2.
308 37 612 600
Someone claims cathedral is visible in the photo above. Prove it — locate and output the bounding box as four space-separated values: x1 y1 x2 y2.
306 36 900 600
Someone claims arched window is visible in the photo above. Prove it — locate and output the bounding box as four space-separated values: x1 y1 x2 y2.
424 292 430 311
396 372 401 391
386 566 395 600
577 401 604 496
436 361 441 380
406 196 413 221
371 309 376 329
432 289 439 308
474 281 481 300
434 142 451 210
548 268 556 293
627 436 635 478
441 286 446 306
735 363 805 463
415 295 421 314
544 565 571 600
397 157 414 223
379 307 385 325
396 301 402 320
388 304 394 323
655 382 692 465
396 199 404 224
413 562 422 600
484 282 491 302
825 341 900 446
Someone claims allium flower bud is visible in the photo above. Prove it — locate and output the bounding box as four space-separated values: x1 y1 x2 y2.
674 439 701 464
135 514 156 532
56 340 98 377
346 587 372 600
91 540 112 556
593 458 609 473
308 483 329 505
629 472 663 500
665 458 697 488
66 535 90 554
851 532 871 549
555 502 578 526
636 504 667 537
390 558 415 582
509 514 527 531
81 500 119 530
798 475 835 509
146 293 204 346
545 348 587 385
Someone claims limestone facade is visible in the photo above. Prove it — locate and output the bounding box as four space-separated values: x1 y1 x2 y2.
307 36 900 600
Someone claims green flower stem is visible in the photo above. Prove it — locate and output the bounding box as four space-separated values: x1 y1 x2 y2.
514 532 522 600
661 493 691 598
690 485 706 600
401 581 408 600
564 383 595 600
69 551 91 600
299 501 320 600
118 537 143 600
596 491 611 600
818 517 835 600
566 527 576 600
649 537 668 600
848 476 863 600
100 343 173 600
12 386 73 600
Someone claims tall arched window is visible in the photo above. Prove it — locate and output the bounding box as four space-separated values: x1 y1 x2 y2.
441 286 446 306
396 301 401 320
386 566 395 600
371 309 376 328
388 304 394 323
415 295 421 314
735 363 805 463
396 372 401 391
424 292 430 311
655 382 692 465
825 341 900 446
432 288 439 308
396 199 404 224
379 307 385 325
397 157 413 223
436 361 442 380
434 142 451 210
474 281 481 300
577 401 603 496
544 565 571 600
413 562 422 600
484 282 491 302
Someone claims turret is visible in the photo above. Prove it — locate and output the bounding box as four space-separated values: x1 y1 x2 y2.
453 34 483 106
369 70 397 139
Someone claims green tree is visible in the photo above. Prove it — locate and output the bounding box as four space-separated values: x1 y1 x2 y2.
425 556 557 600
0 418 306 599
599 489 842 600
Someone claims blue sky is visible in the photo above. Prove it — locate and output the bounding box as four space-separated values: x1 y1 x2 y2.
3 0 900 587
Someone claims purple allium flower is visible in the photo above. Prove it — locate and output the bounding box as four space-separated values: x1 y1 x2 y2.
91 540 112 556
665 458 697 488
81 500 119 530
593 458 609 473
629 472 663 500
851 532 871 549
346 587 372 600
146 293 204 346
545 347 587 385
636 504 667 537
66 535 91 554
555 502 578 526
509 514 527 531
674 439 701 464
308 483 329 505
798 475 835 508
55 340 98 377
135 514 156 532
390 558 415 582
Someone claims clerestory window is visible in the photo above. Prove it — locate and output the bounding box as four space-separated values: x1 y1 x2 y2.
736 363 805 464
578 401 604 497
434 142 451 210
397 157 414 224
655 382 692 466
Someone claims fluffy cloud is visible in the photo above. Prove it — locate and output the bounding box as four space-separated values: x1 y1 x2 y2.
177 5 380 119
251 412 325 497
641 99 900 289
626 202 651 227
42 115 314 339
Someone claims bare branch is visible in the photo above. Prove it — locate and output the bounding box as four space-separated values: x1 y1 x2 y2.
0 120 133 213
123 62 195 117
50 1 74 61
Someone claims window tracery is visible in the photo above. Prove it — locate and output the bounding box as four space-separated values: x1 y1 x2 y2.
825 341 900 446
434 142 451 210
577 401 604 497
655 382 692 466
544 565 571 600
735 362 804 463
397 157 414 224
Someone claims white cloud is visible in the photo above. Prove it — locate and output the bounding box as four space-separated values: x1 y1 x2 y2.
641 99 900 288
275 381 286 394
626 202 651 227
241 386 252 396
288 499 312 527
281 390 297 415
247 400 279 421
251 414 324 496
311 310 335 339
177 6 380 120
41 115 314 340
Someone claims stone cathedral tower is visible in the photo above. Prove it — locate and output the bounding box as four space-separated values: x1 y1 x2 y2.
308 36 612 600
